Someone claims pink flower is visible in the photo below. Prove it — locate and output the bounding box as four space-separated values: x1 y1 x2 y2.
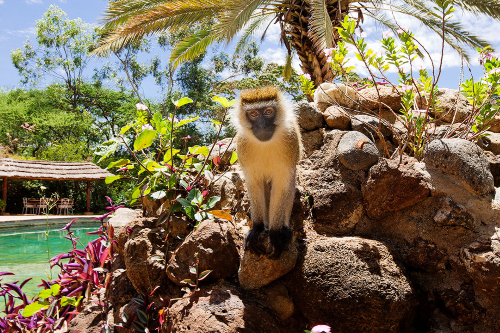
141 124 154 131
418 64 426 70
345 44 354 51
302 73 312 81
311 325 331 333
357 31 367 37
490 67 500 74
326 56 334 63
13 138 18 141
202 190 209 196
382 31 393 39
401 65 410 72
6 133 10 137
136 103 148 111
401 84 413 91
323 48 335 57
397 26 409 34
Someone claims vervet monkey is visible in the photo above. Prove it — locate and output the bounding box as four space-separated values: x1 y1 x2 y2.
232 86 302 258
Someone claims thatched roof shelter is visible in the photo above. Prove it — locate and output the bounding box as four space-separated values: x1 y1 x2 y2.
0 158 112 181
0 158 113 213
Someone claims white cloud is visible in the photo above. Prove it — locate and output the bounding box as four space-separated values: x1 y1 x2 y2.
26 0 42 3
5 27 36 36
0 0 4 5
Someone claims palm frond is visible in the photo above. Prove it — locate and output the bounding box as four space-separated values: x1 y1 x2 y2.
309 0 335 48
93 1 222 56
283 51 293 81
449 0 500 18
214 0 270 41
169 29 217 68
235 13 275 54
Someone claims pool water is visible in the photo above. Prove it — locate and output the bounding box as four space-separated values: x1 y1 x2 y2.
0 222 102 301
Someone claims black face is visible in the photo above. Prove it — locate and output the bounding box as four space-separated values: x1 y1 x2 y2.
246 106 276 141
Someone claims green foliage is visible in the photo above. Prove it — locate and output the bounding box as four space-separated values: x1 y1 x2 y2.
0 199 6 211
327 3 500 159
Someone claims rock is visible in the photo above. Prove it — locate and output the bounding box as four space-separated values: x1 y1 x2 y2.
107 268 135 310
210 166 248 212
323 105 350 129
362 156 430 220
258 281 294 320
461 241 500 297
351 114 392 138
123 224 170 293
479 132 500 155
487 153 500 187
301 129 324 157
162 282 280 332
314 83 359 111
433 197 476 230
208 137 236 169
427 88 472 123
298 131 365 235
337 131 380 171
238 234 298 290
295 101 324 130
287 237 415 332
166 219 240 285
108 208 141 234
487 114 500 133
423 138 494 196
404 238 448 272
69 289 110 333
358 86 402 112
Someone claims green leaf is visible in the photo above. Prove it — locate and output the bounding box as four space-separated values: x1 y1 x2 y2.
120 124 133 135
131 185 142 199
212 95 235 108
132 320 145 332
194 212 203 221
184 206 196 219
105 175 123 184
150 191 166 200
51 284 60 296
164 148 180 163
178 198 194 207
230 151 238 164
134 129 157 151
210 119 221 126
180 279 194 285
188 189 203 204
137 309 148 324
204 170 213 181
189 267 197 274
22 301 50 317
60 296 77 307
107 159 130 169
198 270 212 281
206 196 220 209
177 116 200 127
173 97 194 108
189 146 210 156
38 289 53 299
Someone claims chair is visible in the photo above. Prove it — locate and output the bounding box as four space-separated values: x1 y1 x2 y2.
22 197 37 214
57 198 74 215
36 198 48 215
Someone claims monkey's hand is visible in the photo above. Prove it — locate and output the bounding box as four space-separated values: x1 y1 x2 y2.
269 226 293 259
244 223 266 255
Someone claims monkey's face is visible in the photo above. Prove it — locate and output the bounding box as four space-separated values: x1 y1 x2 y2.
245 106 276 141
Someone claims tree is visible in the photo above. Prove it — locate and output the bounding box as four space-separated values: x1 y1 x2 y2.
91 0 500 86
11 5 98 112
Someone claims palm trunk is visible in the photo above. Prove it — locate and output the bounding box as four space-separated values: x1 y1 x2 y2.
285 0 350 86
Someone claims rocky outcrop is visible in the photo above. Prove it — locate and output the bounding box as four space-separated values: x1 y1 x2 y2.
314 82 359 111
337 131 380 171
166 219 240 285
162 283 280 333
423 138 495 195
288 237 415 332
362 156 430 220
295 101 324 130
323 105 350 129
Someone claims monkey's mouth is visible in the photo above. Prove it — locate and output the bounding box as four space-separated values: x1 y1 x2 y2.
252 125 276 141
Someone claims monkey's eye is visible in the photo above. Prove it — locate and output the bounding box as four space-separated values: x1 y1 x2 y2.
247 110 260 119
263 107 275 117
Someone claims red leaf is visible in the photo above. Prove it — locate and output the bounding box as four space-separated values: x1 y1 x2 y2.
212 156 221 166
100 248 110 267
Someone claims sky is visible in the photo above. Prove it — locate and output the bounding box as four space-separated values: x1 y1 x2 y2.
1 0 500 99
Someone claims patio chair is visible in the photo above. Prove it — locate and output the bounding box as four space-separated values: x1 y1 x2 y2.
22 197 37 214
57 198 74 215
36 198 48 215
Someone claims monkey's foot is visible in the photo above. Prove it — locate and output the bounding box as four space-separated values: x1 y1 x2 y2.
269 226 293 259
244 224 267 255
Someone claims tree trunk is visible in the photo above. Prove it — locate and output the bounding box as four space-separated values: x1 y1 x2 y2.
285 0 350 86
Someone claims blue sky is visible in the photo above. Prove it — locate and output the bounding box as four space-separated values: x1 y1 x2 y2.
1 0 500 98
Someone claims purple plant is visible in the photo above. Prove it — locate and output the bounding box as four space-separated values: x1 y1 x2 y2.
0 198 122 332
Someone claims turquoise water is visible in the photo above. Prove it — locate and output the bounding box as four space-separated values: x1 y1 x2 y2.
0 222 102 301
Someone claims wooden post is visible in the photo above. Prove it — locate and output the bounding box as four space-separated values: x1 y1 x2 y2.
86 180 91 214
2 178 6 210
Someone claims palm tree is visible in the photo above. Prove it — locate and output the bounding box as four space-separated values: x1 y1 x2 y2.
93 0 500 86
